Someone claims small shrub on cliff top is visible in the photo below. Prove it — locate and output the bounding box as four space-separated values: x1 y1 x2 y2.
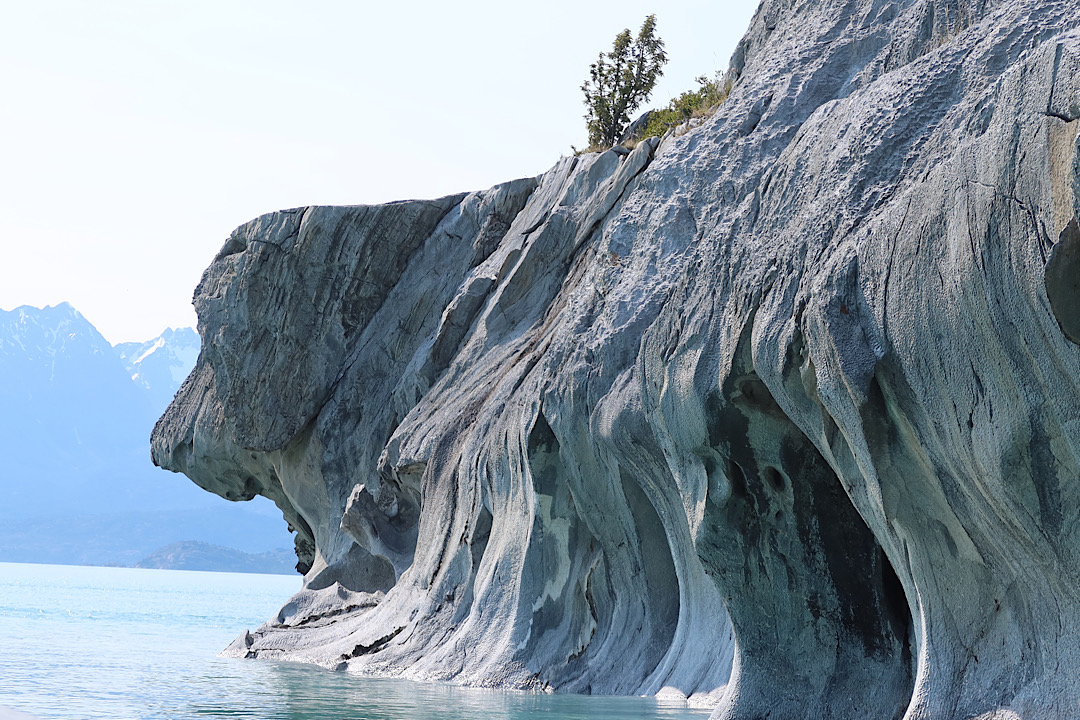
581 14 668 149
641 71 732 139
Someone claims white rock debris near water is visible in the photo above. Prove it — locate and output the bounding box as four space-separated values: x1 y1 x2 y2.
153 1 1080 718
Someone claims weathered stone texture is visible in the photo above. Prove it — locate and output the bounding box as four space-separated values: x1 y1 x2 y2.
154 1 1080 717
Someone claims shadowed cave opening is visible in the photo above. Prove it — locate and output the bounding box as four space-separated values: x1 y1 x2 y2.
1046 218 1080 346
469 504 493 576
619 470 680 659
700 363 915 716
880 546 913 668
763 465 787 493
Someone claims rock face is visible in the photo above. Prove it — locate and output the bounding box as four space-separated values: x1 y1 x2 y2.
152 1 1080 718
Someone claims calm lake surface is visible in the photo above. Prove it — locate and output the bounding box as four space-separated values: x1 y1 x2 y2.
0 562 710 720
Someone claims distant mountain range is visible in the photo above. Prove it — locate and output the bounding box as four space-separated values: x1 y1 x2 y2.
0 303 294 573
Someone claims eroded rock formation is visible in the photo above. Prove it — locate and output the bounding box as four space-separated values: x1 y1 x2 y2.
153 1 1080 717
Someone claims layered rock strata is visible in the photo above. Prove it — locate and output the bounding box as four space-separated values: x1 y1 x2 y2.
153 1 1080 718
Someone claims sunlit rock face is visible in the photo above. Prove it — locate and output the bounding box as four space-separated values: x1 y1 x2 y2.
153 1 1080 717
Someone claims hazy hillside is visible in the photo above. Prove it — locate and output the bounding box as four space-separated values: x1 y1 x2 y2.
135 541 296 574
0 303 294 568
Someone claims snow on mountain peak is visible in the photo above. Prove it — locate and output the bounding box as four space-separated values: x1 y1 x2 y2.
114 326 200 409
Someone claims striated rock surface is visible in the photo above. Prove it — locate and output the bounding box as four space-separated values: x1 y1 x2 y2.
153 1 1080 717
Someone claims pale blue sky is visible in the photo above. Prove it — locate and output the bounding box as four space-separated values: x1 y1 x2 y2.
0 1 759 343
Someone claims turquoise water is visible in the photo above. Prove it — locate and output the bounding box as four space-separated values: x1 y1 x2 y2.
0 562 710 720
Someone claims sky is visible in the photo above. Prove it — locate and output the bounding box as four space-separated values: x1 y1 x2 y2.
0 0 760 344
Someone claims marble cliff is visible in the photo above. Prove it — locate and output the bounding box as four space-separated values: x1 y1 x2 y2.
152 1 1080 718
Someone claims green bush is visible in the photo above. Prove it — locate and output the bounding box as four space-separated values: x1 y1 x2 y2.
641 72 731 140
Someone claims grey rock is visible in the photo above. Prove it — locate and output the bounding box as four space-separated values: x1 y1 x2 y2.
154 1 1080 717
616 110 654 145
